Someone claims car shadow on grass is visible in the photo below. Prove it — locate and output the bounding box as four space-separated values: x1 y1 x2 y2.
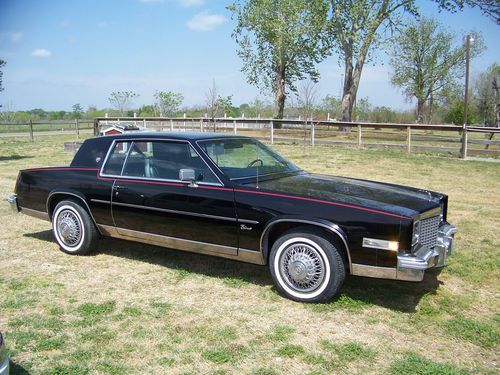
25 230 441 312
0 155 33 162
9 361 31 375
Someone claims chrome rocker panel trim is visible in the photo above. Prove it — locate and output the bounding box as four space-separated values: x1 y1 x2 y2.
19 207 50 221
98 224 265 265
353 223 457 282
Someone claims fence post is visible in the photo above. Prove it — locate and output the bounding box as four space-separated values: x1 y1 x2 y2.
406 126 411 153
183 113 186 131
29 120 34 142
200 118 203 132
355 125 361 148
311 123 315 146
270 121 274 144
143 118 146 129
75 119 79 139
233 120 237 135
461 125 468 159
170 120 174 132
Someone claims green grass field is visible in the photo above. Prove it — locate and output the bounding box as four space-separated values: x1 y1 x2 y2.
0 135 498 374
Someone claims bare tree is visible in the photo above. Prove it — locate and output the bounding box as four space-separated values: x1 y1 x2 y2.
205 81 233 131
108 91 139 116
296 80 318 140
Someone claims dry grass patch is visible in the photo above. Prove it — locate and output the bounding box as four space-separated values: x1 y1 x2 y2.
0 136 498 374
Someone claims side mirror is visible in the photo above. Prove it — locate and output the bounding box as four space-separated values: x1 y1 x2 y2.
179 168 198 187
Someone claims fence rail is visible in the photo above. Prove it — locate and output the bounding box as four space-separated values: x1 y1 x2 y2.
1 117 499 158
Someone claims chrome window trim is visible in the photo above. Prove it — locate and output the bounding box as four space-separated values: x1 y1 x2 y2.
99 138 224 187
195 137 302 181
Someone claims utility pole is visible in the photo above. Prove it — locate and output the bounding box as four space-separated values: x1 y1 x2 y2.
461 34 473 159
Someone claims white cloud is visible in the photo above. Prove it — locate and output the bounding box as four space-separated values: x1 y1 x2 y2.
32 49 52 57
186 11 226 32
178 0 204 6
0 32 23 43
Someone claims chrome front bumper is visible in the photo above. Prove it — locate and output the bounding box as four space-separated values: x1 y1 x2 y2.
397 224 457 281
6 194 19 212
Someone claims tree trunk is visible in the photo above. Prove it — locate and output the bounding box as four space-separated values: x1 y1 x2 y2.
428 93 434 124
340 51 363 126
274 74 286 119
416 98 425 124
340 55 354 123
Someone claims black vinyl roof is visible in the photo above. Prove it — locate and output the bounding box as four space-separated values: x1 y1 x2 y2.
100 131 252 141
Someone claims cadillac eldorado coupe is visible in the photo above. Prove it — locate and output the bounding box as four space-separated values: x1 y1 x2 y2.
7 132 457 302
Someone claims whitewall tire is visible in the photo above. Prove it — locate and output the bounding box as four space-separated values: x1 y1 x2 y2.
52 200 98 255
269 228 346 302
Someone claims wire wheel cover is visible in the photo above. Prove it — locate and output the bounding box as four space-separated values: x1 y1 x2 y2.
279 242 326 293
57 210 82 247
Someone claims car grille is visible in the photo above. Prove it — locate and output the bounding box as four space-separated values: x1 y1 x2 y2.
420 215 440 248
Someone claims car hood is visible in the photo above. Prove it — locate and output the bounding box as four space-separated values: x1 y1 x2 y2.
238 172 443 218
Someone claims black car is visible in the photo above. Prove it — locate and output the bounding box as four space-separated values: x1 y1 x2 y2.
0 332 8 375
7 133 457 302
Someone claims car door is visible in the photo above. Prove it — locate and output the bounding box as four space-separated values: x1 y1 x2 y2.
102 139 239 255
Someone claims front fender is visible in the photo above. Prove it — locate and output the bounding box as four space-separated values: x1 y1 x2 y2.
260 215 351 269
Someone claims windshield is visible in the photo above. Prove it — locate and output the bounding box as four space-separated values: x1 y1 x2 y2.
198 138 301 180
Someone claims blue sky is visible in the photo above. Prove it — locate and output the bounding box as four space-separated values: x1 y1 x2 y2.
0 0 498 112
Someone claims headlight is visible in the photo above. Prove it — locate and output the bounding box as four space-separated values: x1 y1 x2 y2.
412 220 420 247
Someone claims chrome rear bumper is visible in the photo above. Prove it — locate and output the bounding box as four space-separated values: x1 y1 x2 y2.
6 194 19 212
397 224 457 281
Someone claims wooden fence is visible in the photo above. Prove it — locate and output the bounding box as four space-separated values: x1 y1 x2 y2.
93 116 500 159
1 117 499 158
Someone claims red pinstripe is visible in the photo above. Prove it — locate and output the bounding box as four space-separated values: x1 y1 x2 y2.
21 166 410 220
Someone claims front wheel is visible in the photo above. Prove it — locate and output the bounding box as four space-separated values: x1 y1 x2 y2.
52 200 98 255
269 229 346 303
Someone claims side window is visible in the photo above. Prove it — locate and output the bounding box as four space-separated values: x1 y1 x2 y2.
113 140 219 183
149 141 219 183
102 141 130 175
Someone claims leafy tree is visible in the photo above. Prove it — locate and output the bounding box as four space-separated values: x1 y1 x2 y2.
445 100 477 125
86 105 105 119
327 1 418 122
473 63 499 126
228 0 330 119
354 97 373 121
154 91 183 117
72 103 83 119
389 17 483 124
108 91 139 116
434 0 500 25
139 104 157 117
321 95 341 120
326 0 495 123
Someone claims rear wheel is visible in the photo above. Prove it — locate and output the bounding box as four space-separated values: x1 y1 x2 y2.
52 200 98 255
269 228 346 302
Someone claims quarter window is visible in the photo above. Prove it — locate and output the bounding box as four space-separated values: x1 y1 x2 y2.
102 141 130 175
